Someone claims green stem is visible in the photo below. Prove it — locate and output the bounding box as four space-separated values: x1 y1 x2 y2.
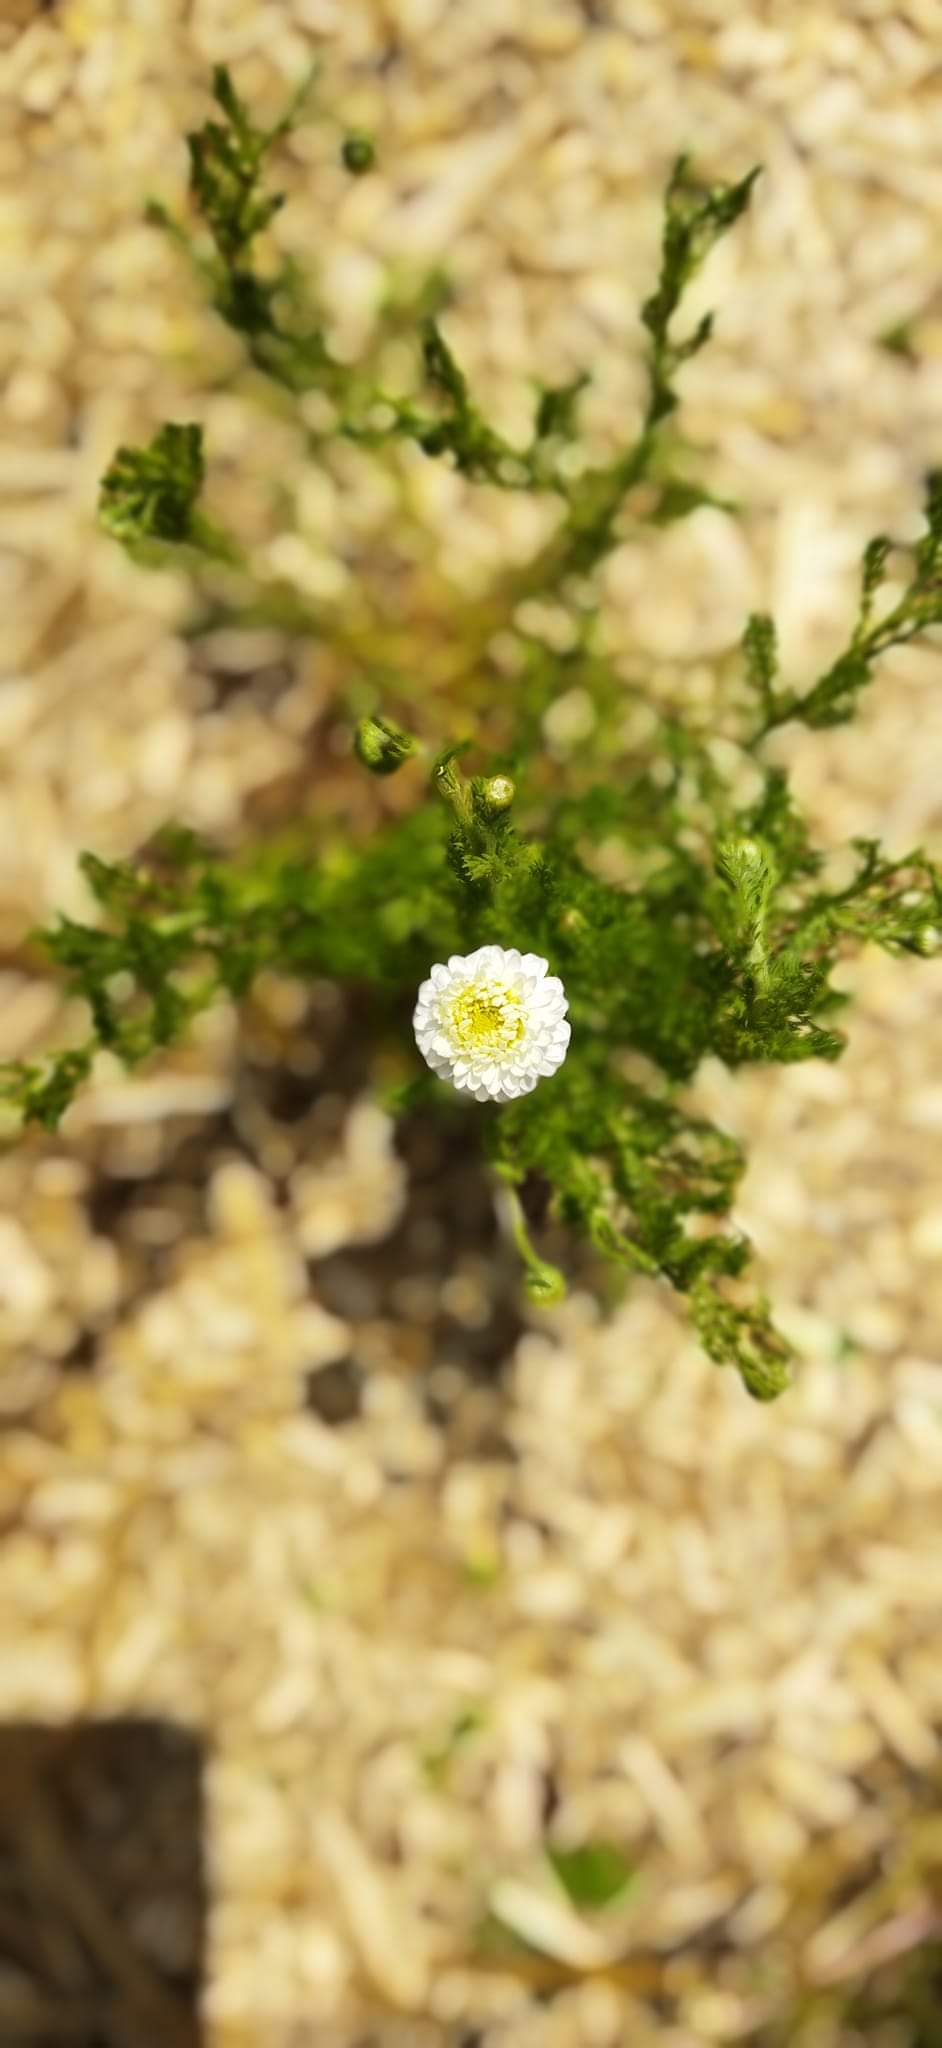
499 1185 567 1306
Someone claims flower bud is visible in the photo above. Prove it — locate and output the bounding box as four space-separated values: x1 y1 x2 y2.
354 716 415 776
524 1259 567 1307
473 774 516 819
341 133 376 174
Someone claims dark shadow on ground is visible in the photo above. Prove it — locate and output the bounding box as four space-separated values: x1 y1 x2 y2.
75 989 532 1441
0 1720 205 2047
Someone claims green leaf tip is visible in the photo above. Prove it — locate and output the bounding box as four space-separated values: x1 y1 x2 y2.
548 1840 635 1911
98 422 204 548
641 157 760 426
97 422 239 564
750 472 942 742
692 1279 792 1402
0 1046 95 1132
189 59 317 264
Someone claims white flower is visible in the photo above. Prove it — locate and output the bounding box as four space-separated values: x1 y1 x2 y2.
413 945 570 1103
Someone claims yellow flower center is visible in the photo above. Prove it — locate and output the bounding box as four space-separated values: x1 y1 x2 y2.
448 982 524 1055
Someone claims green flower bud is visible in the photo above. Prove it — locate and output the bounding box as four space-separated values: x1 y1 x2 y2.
739 1350 792 1402
472 774 516 820
484 773 515 809
354 716 415 776
341 133 376 175
524 1259 567 1307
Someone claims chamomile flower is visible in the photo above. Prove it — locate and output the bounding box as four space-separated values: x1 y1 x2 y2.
413 945 570 1103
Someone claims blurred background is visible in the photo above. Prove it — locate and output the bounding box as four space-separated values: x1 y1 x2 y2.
2 2 942 2043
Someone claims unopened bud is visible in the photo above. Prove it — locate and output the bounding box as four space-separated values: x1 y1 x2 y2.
473 773 516 819
558 906 587 938
341 132 376 174
524 1259 567 1307
740 1350 792 1402
354 715 415 776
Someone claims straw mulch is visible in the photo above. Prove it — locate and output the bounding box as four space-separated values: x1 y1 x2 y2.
2 3 942 2044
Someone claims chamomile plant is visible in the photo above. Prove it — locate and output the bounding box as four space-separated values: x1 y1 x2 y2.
4 67 940 1401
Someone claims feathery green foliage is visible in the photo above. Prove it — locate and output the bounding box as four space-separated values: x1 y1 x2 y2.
746 476 942 739
98 421 238 562
5 67 941 1403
